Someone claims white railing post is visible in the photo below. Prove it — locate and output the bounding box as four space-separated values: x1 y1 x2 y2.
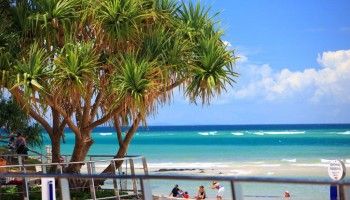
42 164 47 174
87 161 97 200
139 177 152 200
89 156 96 173
141 157 149 175
129 158 138 196
141 157 152 199
111 160 121 200
59 172 71 200
18 156 30 199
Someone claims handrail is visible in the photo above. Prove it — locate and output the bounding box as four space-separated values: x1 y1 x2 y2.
0 154 141 158
0 172 349 186
0 156 145 168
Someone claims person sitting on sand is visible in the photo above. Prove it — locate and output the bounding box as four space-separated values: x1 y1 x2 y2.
182 191 190 199
170 184 181 197
211 181 224 200
196 185 206 199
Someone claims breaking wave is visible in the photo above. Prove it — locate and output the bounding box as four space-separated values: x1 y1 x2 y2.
231 132 244 136
99 132 113 136
253 131 305 136
337 131 350 135
198 131 218 136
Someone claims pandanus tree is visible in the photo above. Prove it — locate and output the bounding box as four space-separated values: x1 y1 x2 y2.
0 0 237 173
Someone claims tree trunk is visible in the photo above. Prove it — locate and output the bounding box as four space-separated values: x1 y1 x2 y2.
48 107 65 172
51 134 61 163
65 135 93 173
100 116 140 174
48 133 61 172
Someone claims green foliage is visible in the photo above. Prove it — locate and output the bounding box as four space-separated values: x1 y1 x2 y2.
29 0 81 41
0 187 125 200
98 0 146 40
187 36 237 103
1 0 236 115
0 98 43 147
0 186 21 200
112 53 162 117
0 0 237 161
53 42 99 97
14 43 50 93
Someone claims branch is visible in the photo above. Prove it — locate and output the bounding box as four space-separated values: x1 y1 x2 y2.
84 105 123 130
165 77 187 92
121 113 141 144
90 91 103 121
48 96 82 138
11 88 53 135
76 99 82 127
82 83 93 127
113 114 123 147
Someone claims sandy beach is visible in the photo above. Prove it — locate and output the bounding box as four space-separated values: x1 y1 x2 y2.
90 160 348 200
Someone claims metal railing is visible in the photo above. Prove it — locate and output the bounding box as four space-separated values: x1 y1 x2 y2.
0 155 148 200
1 172 350 200
1 154 349 199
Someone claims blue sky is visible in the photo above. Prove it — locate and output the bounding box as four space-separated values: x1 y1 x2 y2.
148 0 350 125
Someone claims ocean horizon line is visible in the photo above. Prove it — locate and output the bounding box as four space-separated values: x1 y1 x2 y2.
59 123 350 133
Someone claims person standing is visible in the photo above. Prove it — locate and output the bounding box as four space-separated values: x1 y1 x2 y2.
211 181 224 200
15 133 28 156
8 132 16 151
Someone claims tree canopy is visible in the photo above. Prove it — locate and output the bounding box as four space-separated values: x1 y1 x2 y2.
0 0 237 171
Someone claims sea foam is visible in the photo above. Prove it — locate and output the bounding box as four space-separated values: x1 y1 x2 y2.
147 162 229 169
320 159 333 163
99 132 113 136
198 131 218 136
281 158 297 163
253 132 265 136
252 131 305 135
337 131 350 135
231 132 244 136
292 163 328 167
229 169 252 175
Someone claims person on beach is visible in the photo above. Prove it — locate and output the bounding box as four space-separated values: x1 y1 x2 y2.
211 181 224 200
284 191 291 200
195 185 206 199
15 133 28 156
182 191 190 198
170 184 181 197
8 132 16 151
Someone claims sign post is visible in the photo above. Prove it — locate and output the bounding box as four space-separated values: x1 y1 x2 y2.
41 178 56 200
328 160 346 200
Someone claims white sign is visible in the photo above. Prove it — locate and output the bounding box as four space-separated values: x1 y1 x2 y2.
328 160 346 181
41 178 56 200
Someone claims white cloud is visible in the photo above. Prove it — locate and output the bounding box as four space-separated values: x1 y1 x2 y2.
236 54 248 63
223 40 232 47
233 49 350 103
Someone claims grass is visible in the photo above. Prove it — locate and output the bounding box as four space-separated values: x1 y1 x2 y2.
0 186 132 200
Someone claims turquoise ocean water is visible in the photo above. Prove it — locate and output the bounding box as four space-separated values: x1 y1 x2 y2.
42 124 350 164
40 124 350 199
